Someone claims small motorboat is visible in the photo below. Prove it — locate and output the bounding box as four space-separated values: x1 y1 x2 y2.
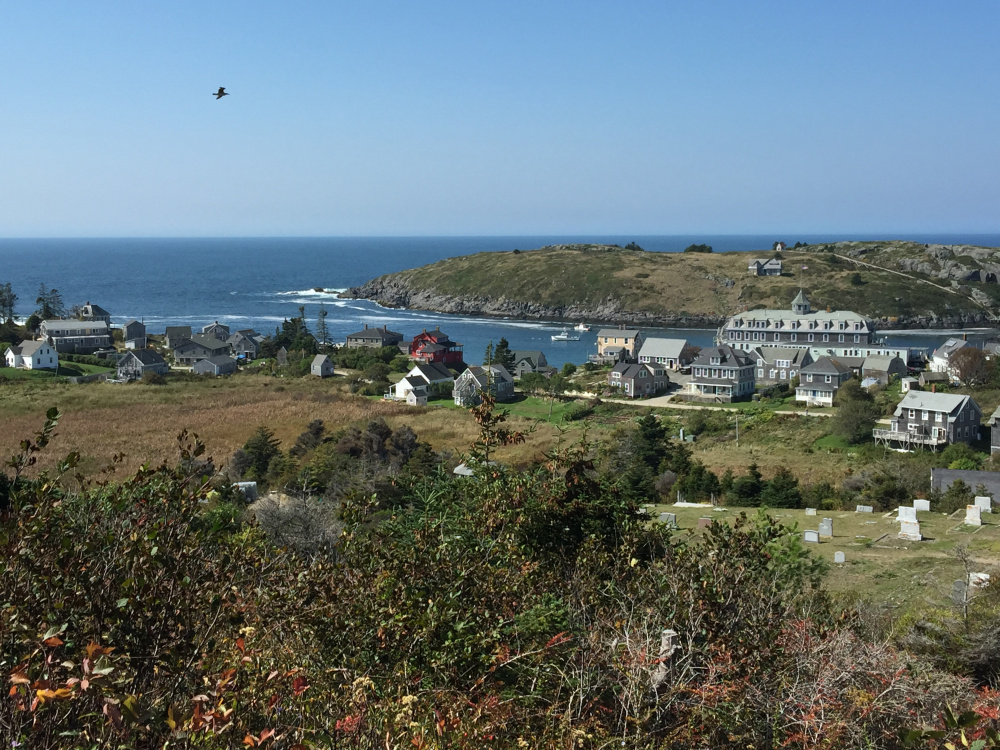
551 330 580 341
574 322 591 331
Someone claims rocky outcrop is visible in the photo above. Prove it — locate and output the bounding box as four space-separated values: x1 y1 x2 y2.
343 274 993 330
342 276 724 328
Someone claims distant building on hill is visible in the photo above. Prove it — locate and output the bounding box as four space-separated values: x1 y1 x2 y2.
39 319 113 354
346 324 404 350
4 340 58 370
409 328 463 365
78 302 111 325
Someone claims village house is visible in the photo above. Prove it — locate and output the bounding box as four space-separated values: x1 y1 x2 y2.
202 321 231 341
164 326 193 349
687 345 755 402
637 337 698 370
608 362 668 398
39 319 113 354
311 354 335 378
750 346 812 385
860 354 907 386
873 391 982 449
510 350 550 377
122 320 146 349
919 371 950 388
453 364 514 406
4 340 58 370
390 362 454 400
346 324 405 350
930 337 970 377
406 386 429 406
78 302 111 324
990 406 1000 455
596 327 644 363
409 328 464 365
795 356 852 407
747 257 783 276
227 329 262 359
117 349 169 381
193 355 239 377
173 334 231 365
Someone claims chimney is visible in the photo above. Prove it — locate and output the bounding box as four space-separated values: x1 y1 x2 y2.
826 306 831 312
932 384 936 393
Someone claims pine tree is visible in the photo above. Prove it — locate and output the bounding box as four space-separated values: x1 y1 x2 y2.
493 337 515 371
483 341 494 366
316 304 329 349
0 282 16 322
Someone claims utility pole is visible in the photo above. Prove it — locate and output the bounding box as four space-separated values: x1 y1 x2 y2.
735 412 739 447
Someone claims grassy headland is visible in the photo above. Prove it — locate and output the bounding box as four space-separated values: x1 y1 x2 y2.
344 240 1000 327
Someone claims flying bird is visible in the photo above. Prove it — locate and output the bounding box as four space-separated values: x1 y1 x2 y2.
213 87 229 100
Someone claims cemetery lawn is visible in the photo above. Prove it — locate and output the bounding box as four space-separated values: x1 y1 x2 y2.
649 503 1000 613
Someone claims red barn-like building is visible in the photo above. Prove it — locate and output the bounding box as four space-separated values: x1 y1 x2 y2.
409 327 464 365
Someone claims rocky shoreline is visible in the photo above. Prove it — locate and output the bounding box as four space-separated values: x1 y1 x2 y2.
342 275 998 332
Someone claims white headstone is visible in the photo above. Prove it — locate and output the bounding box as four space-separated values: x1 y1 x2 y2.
855 505 873 513
969 572 991 590
898 519 922 541
975 496 992 514
913 498 931 512
819 518 833 537
805 508 817 516
659 512 677 528
834 551 845 563
897 506 917 522
965 505 983 526
803 530 819 543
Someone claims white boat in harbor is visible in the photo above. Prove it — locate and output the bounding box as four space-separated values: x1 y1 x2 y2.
551 330 580 341
574 322 591 331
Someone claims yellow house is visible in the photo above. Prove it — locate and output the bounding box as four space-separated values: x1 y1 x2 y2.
596 327 643 361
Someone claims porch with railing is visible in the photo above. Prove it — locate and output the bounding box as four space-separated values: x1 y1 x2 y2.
872 427 947 448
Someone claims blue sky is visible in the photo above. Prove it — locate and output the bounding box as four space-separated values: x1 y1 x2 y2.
1 1 998 237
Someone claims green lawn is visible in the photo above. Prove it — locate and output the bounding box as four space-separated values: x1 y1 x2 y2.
647 503 1000 613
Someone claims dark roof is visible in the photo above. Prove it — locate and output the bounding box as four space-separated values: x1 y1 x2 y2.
692 345 753 367
165 326 192 337
190 334 231 351
126 349 166 366
204 355 237 366
800 356 852 375
347 325 402 340
412 362 454 381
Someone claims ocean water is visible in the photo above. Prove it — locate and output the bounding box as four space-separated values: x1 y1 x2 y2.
0 235 997 368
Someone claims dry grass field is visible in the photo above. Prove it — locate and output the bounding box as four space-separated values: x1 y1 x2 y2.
0 374 566 478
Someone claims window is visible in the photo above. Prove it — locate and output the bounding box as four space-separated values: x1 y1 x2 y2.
838 334 845 342
825 375 832 383
791 333 797 342
823 334 829 342
806 374 813 382
758 369 764 377
908 409 916 419
774 333 780 341
769 369 776 378
780 370 787 379
936 412 943 422
808 333 814 342
777 360 790 368
922 410 928 420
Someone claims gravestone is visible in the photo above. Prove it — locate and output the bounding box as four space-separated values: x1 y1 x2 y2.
897 506 917 522
803 530 819 543
856 505 873 513
953 579 968 605
819 518 833 538
965 505 983 526
805 508 817 516
975 496 992 514
834 551 845 564
914 499 931 512
697 517 712 529
659 512 678 528
898 520 922 541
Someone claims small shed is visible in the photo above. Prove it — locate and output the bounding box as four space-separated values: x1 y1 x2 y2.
311 354 335 378
901 376 918 393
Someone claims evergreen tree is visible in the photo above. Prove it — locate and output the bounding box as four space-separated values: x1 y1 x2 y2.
34 284 64 319
241 427 283 480
493 337 515 370
0 282 16 322
316 304 329 348
483 341 494 366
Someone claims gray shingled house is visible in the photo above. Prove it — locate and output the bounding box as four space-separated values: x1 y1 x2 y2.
79 302 111 324
164 326 193 349
931 468 1000 499
750 346 812 385
510 350 550 377
687 345 755 402
346 324 404 349
795 356 852 407
608 362 668 398
201 321 231 341
453 365 514 406
193 355 238 376
117 349 169 380
861 354 907 385
173 334 231 365
227 330 261 359
874 390 982 449
637 337 698 370
39 319 113 353
123 319 146 349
